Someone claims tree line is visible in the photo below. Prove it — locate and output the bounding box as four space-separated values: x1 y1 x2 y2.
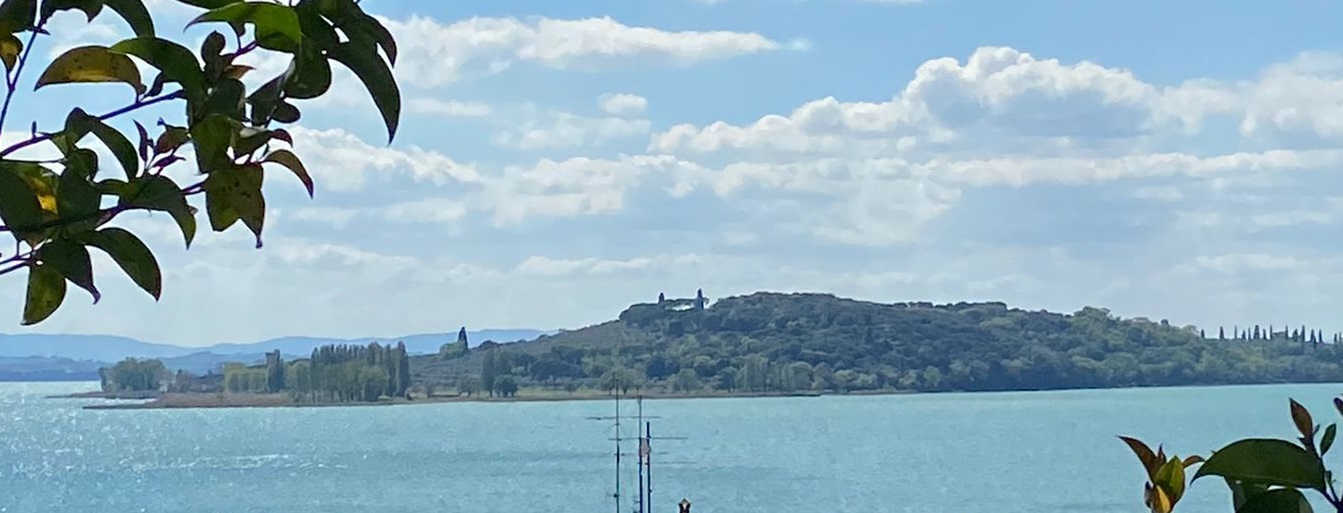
98 358 168 393
414 293 1343 397
217 342 412 403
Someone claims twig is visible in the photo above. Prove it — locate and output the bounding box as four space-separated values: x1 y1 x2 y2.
0 250 33 277
0 90 185 158
0 25 42 135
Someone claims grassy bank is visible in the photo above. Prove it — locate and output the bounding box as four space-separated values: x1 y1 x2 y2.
78 388 830 410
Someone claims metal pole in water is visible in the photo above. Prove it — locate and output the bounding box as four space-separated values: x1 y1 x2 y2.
614 386 621 513
637 395 645 513
645 421 653 513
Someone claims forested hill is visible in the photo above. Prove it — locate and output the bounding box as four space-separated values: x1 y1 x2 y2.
411 292 1343 394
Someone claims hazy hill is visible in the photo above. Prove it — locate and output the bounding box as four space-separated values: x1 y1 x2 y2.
411 292 1343 394
0 329 552 380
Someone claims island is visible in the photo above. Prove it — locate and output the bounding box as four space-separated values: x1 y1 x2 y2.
72 290 1343 410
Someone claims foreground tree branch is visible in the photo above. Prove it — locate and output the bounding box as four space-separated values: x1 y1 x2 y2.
0 0 402 325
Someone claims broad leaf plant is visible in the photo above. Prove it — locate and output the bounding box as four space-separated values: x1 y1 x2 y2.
0 0 400 324
1124 397 1343 513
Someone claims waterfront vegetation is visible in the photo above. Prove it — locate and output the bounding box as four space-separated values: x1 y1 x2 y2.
94 291 1343 409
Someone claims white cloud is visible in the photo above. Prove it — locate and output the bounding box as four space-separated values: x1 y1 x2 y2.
493 111 651 150
598 93 649 117
408 98 494 118
381 15 792 87
288 127 482 191
12 7 1343 350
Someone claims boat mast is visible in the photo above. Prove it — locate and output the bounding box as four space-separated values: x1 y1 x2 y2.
613 383 622 513
645 420 653 513
637 395 645 513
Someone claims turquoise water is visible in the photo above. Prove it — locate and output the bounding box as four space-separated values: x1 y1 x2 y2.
2 382 1342 513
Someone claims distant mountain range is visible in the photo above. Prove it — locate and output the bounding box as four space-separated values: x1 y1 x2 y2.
0 329 552 381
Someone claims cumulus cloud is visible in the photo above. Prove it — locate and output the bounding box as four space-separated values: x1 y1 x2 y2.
598 93 649 117
13 6 1343 347
381 15 792 87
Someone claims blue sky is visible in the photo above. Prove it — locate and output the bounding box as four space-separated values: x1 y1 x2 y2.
3 0 1343 346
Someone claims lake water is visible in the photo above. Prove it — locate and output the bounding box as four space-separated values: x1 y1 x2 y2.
2 382 1342 513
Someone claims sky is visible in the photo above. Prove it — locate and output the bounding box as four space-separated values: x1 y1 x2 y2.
2 0 1343 346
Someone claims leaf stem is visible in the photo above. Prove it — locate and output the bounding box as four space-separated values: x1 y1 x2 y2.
0 90 185 159
0 25 42 136
0 251 32 277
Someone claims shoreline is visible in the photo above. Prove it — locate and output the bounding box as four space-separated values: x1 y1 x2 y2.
56 380 1342 411
74 389 832 410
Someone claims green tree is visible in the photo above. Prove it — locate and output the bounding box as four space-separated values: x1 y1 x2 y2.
440 328 469 359
457 375 481 397
495 375 518 398
265 350 284 393
100 357 166 391
0 0 400 325
672 368 700 393
481 350 499 397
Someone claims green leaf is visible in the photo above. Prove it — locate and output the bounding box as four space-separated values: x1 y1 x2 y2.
0 0 36 31
263 149 313 198
203 77 245 119
308 0 394 64
1236 488 1313 513
328 41 400 143
188 2 301 52
80 227 160 300
1153 457 1187 503
0 32 21 73
134 120 150 162
21 263 66 325
1194 439 1327 490
200 30 225 77
63 108 139 180
203 164 264 248
360 14 398 66
39 0 103 24
1324 424 1337 456
1225 479 1270 510
35 45 146 97
1291 399 1315 441
293 1 337 49
189 114 234 173
120 175 195 248
57 152 101 221
272 101 299 123
108 37 205 102
173 0 232 8
153 124 189 154
246 75 283 125
283 43 331 99
0 161 47 244
40 238 98 303
102 0 155 37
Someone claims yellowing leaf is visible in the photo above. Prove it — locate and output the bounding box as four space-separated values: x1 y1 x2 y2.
1148 485 1173 513
11 165 57 216
203 164 265 248
35 45 146 97
0 33 20 73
